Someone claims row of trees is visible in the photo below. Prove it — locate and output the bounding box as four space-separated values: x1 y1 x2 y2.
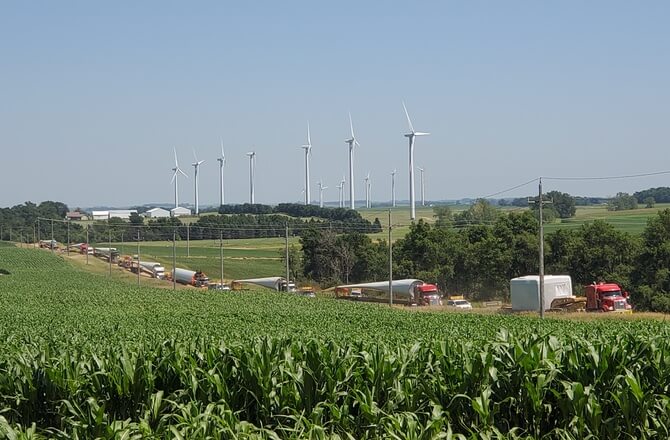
0 201 383 244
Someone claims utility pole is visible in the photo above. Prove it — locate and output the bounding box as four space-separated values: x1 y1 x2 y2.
538 178 545 319
285 223 290 289
37 219 40 245
108 213 112 276
187 224 190 257
388 209 393 306
219 229 224 285
51 219 54 254
85 225 89 265
67 220 70 256
32 224 36 247
136 227 141 287
528 178 552 319
172 227 177 291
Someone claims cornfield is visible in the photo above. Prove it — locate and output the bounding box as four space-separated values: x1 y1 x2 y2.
2 246 670 438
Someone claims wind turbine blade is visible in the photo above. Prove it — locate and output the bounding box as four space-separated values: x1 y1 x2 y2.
349 112 355 138
402 101 415 133
179 168 188 178
171 171 177 183
193 148 198 162
415 132 430 136
174 148 179 166
307 121 311 146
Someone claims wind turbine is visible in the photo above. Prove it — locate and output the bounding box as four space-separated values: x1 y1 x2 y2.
318 180 328 208
246 151 256 204
171 148 188 210
403 101 430 220
217 140 226 206
418 167 426 206
364 172 371 209
301 122 312 205
337 176 345 208
391 169 397 208
192 149 205 215
345 113 360 210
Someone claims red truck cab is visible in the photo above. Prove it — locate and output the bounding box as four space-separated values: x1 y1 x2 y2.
415 283 443 306
585 282 632 312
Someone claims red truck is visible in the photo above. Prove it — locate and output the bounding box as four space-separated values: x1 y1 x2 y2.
585 282 632 313
415 283 443 306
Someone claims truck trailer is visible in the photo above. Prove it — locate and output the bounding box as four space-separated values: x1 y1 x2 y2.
139 261 166 279
173 268 209 287
510 275 574 311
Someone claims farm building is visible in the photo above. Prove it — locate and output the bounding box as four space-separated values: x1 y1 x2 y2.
91 210 138 220
170 207 191 217
143 207 170 218
65 211 87 221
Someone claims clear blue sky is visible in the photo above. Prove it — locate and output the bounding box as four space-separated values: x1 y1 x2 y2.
1 1 668 208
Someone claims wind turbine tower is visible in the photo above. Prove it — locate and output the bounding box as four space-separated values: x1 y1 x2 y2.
364 173 371 209
246 151 256 204
337 176 345 208
171 148 188 209
418 167 426 207
192 150 205 215
345 113 360 210
318 181 328 208
391 169 397 208
402 102 430 221
217 140 226 206
301 122 312 205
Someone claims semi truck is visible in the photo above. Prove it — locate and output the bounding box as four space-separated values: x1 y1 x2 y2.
415 283 442 306
139 261 166 279
39 239 58 249
585 282 632 313
172 268 209 287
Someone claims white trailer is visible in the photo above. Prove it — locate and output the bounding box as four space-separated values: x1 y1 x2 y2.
510 275 573 311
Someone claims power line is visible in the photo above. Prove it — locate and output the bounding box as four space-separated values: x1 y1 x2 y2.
543 169 670 181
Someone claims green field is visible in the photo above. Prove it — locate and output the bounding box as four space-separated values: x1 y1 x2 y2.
361 204 670 238
103 237 293 281
3 246 670 437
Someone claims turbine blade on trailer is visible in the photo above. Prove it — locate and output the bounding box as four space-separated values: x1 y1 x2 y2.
402 101 415 133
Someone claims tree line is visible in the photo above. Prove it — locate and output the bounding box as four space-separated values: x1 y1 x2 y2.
0 202 382 244
297 202 670 312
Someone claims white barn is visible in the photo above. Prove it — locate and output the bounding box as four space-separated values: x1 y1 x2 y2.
171 207 192 217
144 207 171 218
